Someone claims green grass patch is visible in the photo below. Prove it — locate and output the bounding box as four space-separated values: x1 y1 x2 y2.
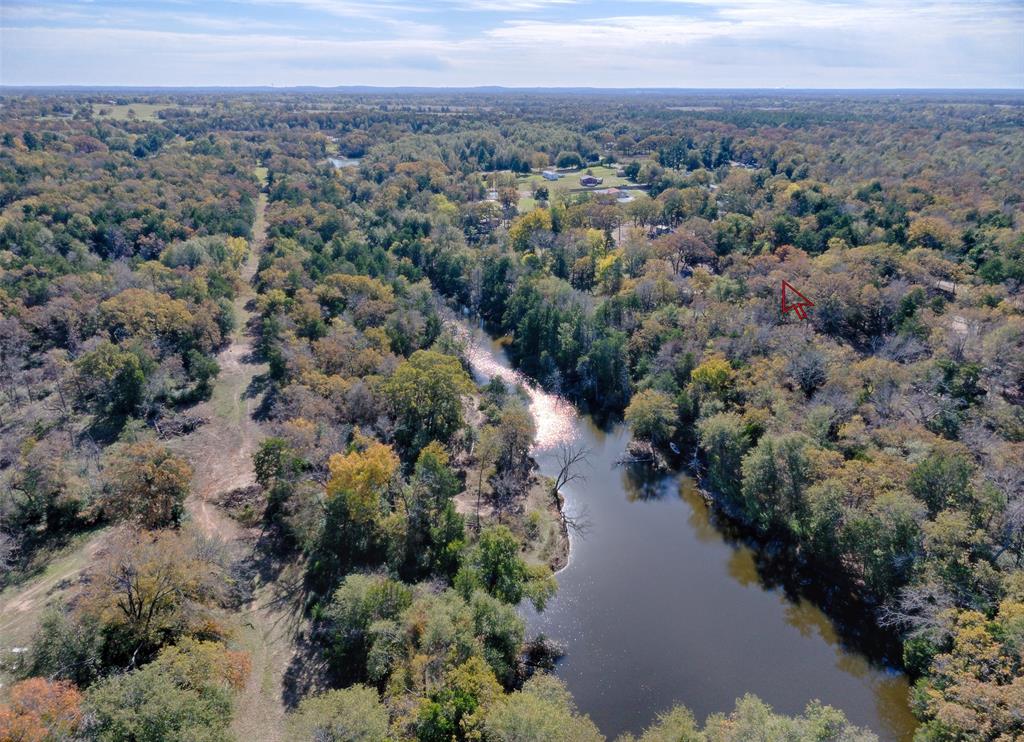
517 164 634 196
517 196 538 213
91 103 186 121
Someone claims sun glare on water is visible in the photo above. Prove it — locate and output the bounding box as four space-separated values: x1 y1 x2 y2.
460 329 578 451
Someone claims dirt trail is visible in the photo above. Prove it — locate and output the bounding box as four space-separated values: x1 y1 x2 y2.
171 187 298 741
173 191 268 543
0 532 106 666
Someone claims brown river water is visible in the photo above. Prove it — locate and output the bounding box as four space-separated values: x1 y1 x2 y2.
461 324 917 741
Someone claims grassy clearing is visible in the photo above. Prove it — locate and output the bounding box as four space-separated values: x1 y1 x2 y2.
90 103 187 121
513 163 652 213
517 195 538 213
0 528 108 693
517 164 634 195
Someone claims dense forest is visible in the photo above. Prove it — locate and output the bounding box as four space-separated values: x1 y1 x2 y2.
0 90 1022 741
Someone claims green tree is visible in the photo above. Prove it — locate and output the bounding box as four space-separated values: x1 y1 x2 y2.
287 685 389 742
74 341 148 418
417 656 502 742
494 403 536 480
185 349 220 398
697 412 751 502
383 350 474 454
253 437 302 489
26 608 104 688
740 433 816 534
456 526 556 611
467 590 525 686
705 694 877 741
625 389 678 445
322 573 412 682
907 449 975 516
482 674 603 742
624 694 879 741
84 639 249 742
400 442 465 579
844 491 925 596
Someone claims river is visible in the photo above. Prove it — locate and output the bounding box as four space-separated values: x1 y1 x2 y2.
328 156 361 169
461 324 917 741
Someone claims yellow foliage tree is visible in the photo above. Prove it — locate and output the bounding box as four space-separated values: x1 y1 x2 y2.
100 440 192 528
327 441 400 524
691 355 736 404
81 529 225 648
225 236 249 267
907 216 956 250
508 208 553 252
914 600 1024 740
99 288 193 342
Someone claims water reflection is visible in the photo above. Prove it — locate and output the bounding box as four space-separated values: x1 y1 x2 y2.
459 323 917 741
622 464 672 502
725 547 761 588
327 156 360 169
679 479 721 544
461 330 577 451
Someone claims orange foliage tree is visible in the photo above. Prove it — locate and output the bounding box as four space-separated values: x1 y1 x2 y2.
0 678 83 742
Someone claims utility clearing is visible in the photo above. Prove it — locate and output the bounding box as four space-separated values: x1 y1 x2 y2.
167 187 301 742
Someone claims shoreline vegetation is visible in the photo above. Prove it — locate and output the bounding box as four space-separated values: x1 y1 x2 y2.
459 318 906 665
452 323 571 573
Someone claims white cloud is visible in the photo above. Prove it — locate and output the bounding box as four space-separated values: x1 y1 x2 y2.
450 0 577 10
1 0 1021 87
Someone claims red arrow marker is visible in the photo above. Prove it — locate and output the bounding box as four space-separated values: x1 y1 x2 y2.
781 280 814 320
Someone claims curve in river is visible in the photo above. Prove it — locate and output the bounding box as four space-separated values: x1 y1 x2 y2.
461 324 917 742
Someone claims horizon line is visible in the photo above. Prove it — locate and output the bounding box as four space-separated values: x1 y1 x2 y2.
2 85 1023 94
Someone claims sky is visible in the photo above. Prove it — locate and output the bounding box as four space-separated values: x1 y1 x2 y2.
1 0 1022 89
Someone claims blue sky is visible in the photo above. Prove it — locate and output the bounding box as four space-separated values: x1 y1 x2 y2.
2 0 1022 88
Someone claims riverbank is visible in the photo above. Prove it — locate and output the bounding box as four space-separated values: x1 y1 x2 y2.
448 318 574 573
452 469 570 573
456 318 917 741
452 362 571 572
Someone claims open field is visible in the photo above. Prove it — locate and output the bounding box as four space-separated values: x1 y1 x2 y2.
518 164 635 194
90 103 191 121
517 195 538 212
480 163 652 212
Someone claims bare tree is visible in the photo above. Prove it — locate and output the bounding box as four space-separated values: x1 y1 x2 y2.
473 426 500 532
490 468 522 523
878 581 956 642
551 443 590 496
550 444 591 536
